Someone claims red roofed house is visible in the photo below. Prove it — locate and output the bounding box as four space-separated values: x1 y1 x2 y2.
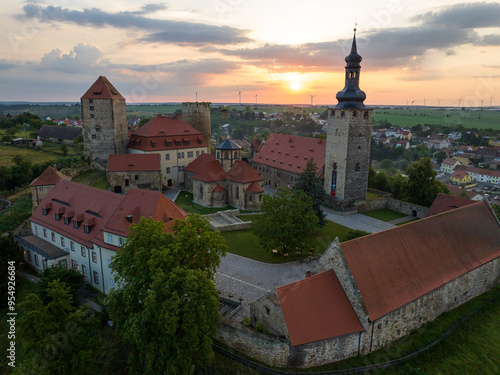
252 133 325 188
425 192 476 217
184 145 264 210
29 165 71 209
17 179 188 294
128 114 208 187
440 157 461 173
248 201 500 368
107 153 161 194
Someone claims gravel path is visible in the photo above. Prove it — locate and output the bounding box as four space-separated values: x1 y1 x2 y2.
323 208 396 233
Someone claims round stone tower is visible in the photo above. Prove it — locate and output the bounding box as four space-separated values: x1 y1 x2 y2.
182 102 211 149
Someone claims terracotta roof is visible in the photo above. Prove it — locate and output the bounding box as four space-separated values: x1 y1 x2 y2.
246 181 264 192
108 154 160 172
276 270 364 346
253 133 325 175
30 180 187 249
425 193 476 217
81 76 125 100
128 115 206 152
192 160 227 182
184 153 216 174
451 170 468 179
212 184 227 193
464 166 500 178
38 125 82 141
442 158 458 166
341 201 500 321
227 160 263 183
30 166 71 187
445 184 480 200
215 139 241 150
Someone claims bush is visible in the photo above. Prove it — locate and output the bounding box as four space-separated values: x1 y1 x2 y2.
242 316 251 326
255 321 265 333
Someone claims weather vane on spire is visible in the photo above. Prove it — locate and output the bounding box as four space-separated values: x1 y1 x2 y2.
354 19 357 32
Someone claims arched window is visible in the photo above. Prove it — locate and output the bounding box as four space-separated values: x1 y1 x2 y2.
199 184 203 199
234 152 238 159
217 151 221 159
224 152 229 160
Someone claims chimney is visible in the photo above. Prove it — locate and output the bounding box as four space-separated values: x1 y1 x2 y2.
53 164 57 171
125 215 133 223
175 112 183 121
305 271 312 278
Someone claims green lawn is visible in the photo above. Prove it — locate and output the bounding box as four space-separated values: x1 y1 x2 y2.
221 215 355 264
175 191 237 215
0 194 32 233
363 209 407 222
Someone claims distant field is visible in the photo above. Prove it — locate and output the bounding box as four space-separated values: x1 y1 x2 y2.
372 107 500 130
0 142 80 167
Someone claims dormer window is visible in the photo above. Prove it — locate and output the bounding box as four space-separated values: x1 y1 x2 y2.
73 221 80 229
84 225 91 234
55 214 61 221
64 217 70 225
42 209 48 216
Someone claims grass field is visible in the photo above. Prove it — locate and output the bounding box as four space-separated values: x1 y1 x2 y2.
373 107 500 130
0 142 81 168
174 191 238 215
363 209 408 222
221 214 355 264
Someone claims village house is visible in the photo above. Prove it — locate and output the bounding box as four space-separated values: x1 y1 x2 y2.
29 165 71 210
440 158 461 173
107 153 162 194
450 170 472 185
252 133 325 188
37 125 82 145
18 179 188 294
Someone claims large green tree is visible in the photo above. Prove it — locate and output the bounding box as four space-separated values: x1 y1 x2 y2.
17 279 99 375
253 188 319 255
37 266 84 306
293 158 326 226
105 215 227 374
402 158 449 207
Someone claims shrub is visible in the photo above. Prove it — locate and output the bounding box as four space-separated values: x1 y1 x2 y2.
242 316 251 326
255 321 265 333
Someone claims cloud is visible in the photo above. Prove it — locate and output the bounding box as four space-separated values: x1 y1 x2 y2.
37 43 105 73
0 59 18 70
20 4 252 46
411 2 500 29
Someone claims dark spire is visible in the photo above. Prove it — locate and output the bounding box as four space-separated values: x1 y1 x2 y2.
335 29 366 109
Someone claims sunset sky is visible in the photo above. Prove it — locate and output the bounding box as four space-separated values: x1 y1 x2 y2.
1 1 500 106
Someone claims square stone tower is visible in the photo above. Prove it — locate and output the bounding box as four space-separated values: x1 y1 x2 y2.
324 30 373 202
81 76 128 170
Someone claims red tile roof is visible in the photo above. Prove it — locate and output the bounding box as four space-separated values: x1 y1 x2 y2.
30 180 187 249
227 160 263 183
212 184 227 193
276 270 364 346
425 193 476 217
29 166 71 187
184 153 215 174
442 158 459 166
246 181 264 192
451 170 468 179
81 76 125 100
128 115 207 152
192 160 227 182
341 202 500 321
444 184 480 199
108 154 160 172
253 133 325 175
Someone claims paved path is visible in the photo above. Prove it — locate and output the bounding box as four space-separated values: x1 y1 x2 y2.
216 253 321 319
323 208 396 233
163 187 181 201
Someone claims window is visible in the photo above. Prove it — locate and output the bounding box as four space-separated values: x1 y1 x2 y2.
93 271 99 285
175 140 182 146
166 141 173 147
27 250 32 261
178 166 184 173
178 152 185 159
60 237 65 247
224 152 229 160
265 306 270 315
166 167 171 174
82 264 87 278
81 247 86 257
355 162 361 171
234 152 238 159
184 140 190 146
89 99 93 104
42 209 48 216
119 237 124 246
187 151 193 158
165 153 170 160
84 225 91 234
55 213 61 221
39 186 44 192
51 232 55 242
249 195 253 202
35 254 39 266
125 179 129 187
72 260 78 269
92 134 96 140
73 221 80 229
235 186 239 199
70 241 75 251
196 151 200 157
64 217 70 225
58 259 67 269
151 142 156 148
92 251 97 263
107 234 113 244
90 106 94 111
135 175 139 181
90 114 94 118
43 228 47 238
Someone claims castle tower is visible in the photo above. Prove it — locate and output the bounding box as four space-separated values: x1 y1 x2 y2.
182 102 211 148
81 76 128 170
215 139 241 171
324 30 373 201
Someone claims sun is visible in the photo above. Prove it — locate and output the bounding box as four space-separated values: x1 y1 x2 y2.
289 81 302 91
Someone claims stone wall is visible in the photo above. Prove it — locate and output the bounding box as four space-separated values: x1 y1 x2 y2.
355 198 429 218
182 102 211 147
250 290 289 337
107 170 161 194
203 210 252 231
252 162 299 188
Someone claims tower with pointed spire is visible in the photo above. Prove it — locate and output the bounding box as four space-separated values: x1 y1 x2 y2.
81 76 128 170
324 30 373 202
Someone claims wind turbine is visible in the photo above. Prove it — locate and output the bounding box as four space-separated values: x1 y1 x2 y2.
480 99 484 109
490 97 493 108
457 97 462 107
310 94 316 107
195 92 198 102
238 91 242 106
255 94 258 105
423 97 426 106
437 99 441 107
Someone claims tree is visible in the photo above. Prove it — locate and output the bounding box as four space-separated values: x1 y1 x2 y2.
434 150 447 164
37 266 85 306
17 279 99 374
0 233 23 308
105 216 227 374
61 144 69 156
379 159 393 169
458 188 470 199
253 188 319 255
402 158 449 207
293 158 327 226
